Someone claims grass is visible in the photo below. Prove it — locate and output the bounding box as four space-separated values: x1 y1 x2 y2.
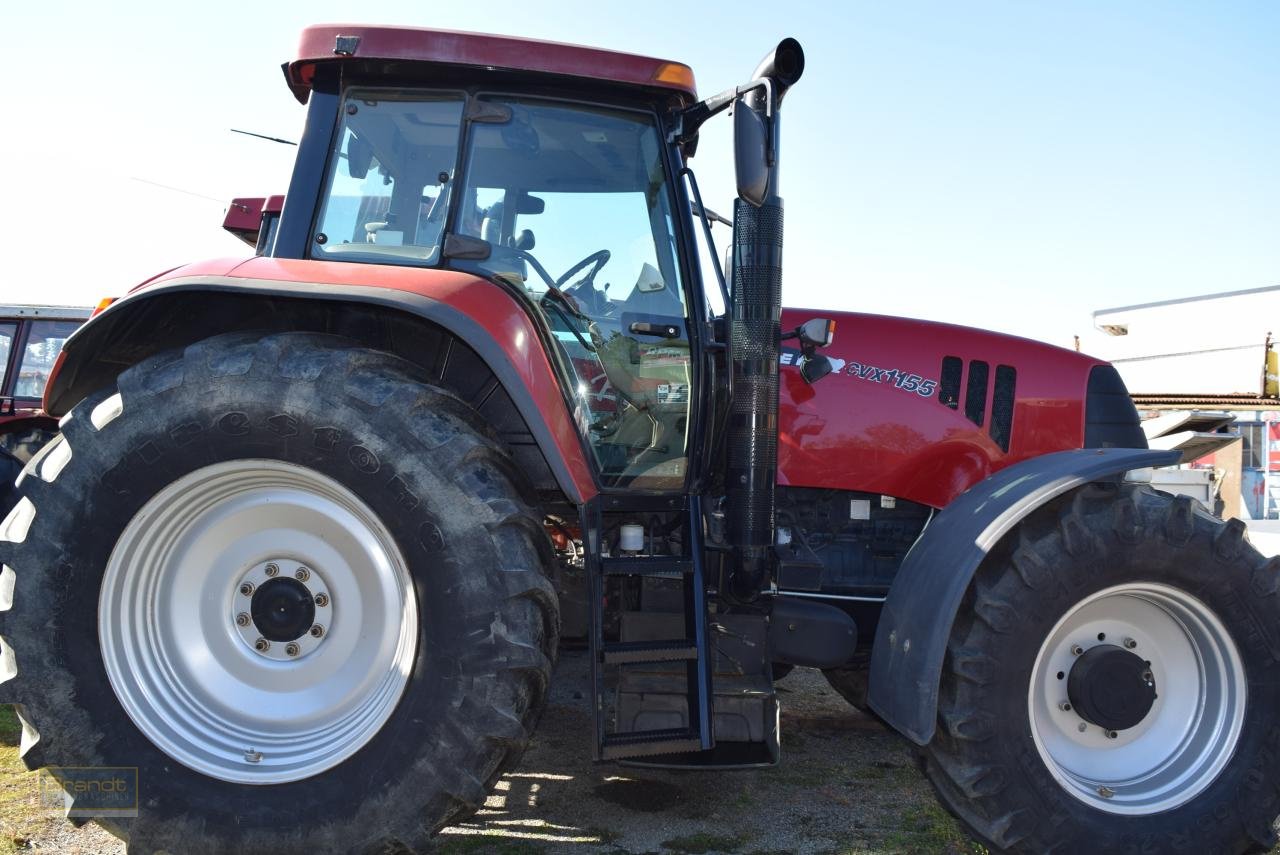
434 835 545 854
0 704 48 855
0 708 18 746
661 832 748 853
880 803 988 855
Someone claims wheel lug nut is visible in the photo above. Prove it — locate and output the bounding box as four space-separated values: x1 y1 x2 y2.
1077 722 1087 732
295 567 310 582
1124 637 1137 649
1058 701 1072 712
314 593 329 607
1106 730 1118 739
239 582 255 596
1071 644 1084 656
285 642 300 657
254 638 270 652
265 563 279 577
244 749 262 763
235 612 251 627
310 624 325 638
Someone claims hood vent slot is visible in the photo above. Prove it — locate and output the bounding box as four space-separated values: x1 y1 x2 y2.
991 365 1017 451
964 361 989 426
939 356 963 409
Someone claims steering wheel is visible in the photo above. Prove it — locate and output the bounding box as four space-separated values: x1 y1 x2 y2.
555 249 611 289
516 247 613 324
515 249 610 297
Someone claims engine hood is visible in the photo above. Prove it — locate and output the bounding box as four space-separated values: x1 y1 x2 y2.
777 307 1120 508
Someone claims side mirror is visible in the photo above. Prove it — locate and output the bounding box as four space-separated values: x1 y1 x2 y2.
347 134 373 179
786 318 836 385
734 100 769 207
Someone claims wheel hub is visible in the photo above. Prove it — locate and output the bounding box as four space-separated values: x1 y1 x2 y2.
251 577 317 642
1067 644 1157 731
233 560 331 660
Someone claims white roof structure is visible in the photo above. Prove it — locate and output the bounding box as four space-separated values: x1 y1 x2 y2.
0 305 92 320
1086 285 1280 397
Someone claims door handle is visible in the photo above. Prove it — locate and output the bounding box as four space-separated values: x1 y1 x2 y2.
628 322 681 339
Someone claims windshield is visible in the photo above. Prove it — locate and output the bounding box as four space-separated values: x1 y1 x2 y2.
312 91 693 489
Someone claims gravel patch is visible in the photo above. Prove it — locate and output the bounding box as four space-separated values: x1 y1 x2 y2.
5 651 977 854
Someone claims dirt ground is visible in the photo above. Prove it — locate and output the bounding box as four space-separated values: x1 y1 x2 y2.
1 651 982 854
434 651 980 855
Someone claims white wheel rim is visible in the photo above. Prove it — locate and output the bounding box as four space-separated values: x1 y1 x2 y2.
1028 583 1245 814
99 459 418 784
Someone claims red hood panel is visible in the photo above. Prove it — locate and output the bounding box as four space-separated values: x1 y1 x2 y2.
778 308 1105 508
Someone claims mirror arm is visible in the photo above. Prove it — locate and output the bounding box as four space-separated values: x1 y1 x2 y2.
671 77 775 147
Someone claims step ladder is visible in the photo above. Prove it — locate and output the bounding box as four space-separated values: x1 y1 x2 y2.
585 494 713 761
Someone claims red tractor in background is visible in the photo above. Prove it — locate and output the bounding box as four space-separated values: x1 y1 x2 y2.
3 24 1279 854
0 305 90 483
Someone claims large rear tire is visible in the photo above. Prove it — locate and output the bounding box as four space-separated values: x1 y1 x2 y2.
922 483 1280 853
0 332 558 853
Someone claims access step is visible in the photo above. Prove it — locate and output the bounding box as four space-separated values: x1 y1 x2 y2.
600 556 694 578
600 728 704 760
614 612 780 769
602 639 699 665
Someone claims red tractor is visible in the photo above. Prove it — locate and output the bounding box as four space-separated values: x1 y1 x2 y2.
3 25 1278 854
0 305 90 483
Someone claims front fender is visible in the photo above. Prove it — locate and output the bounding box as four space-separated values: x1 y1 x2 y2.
866 447 1181 745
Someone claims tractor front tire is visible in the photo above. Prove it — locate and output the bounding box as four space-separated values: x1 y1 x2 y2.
0 332 558 854
922 483 1280 853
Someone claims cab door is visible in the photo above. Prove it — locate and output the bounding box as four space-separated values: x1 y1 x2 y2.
449 95 697 491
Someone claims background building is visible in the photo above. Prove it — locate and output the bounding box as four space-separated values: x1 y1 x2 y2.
1083 284 1279 521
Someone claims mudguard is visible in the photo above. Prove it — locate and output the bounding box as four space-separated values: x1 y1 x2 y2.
44 264 597 504
866 446 1181 745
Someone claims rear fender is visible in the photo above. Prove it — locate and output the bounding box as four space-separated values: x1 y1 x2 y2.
866 447 1180 745
45 275 597 504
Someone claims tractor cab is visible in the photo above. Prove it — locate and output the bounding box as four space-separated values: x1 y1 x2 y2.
262 25 814 766
310 90 696 489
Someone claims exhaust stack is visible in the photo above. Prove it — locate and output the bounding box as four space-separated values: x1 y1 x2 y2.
726 39 804 600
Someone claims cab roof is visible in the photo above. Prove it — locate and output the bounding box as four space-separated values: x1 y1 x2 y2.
286 24 697 105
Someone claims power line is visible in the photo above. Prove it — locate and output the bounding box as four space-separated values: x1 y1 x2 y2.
128 176 228 206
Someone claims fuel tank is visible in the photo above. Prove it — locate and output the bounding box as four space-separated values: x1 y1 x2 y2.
777 308 1115 508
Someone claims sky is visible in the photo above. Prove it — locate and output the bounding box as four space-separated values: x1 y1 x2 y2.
4 1 1276 350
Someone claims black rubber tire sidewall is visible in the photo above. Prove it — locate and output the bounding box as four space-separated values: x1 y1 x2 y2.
2 333 557 853
923 485 1280 854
